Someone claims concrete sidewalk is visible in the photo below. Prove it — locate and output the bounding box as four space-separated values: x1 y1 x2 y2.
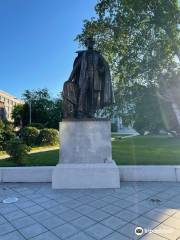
0 182 180 239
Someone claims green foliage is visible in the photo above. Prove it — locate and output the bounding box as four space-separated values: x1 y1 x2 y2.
12 89 63 129
133 86 163 135
12 104 24 126
6 139 31 165
28 123 44 129
0 122 4 150
77 0 180 132
0 120 15 150
39 128 59 146
47 98 63 129
77 0 180 85
20 127 39 146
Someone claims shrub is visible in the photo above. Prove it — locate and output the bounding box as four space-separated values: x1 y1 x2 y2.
28 123 44 129
0 122 4 150
6 139 31 165
20 127 39 146
0 120 16 150
39 128 59 146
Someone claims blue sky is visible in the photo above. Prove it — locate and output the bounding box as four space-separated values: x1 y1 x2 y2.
0 0 97 98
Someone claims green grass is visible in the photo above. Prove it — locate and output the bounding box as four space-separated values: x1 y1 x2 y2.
31 145 59 151
0 151 6 156
0 149 59 167
0 145 58 157
111 133 131 137
112 135 180 165
0 136 180 166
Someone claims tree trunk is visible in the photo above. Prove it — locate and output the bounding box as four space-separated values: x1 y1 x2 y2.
171 102 180 126
171 102 180 136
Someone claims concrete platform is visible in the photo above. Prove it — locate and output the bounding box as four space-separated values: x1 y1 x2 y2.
1 166 53 183
52 161 120 189
120 166 177 182
2 165 180 183
52 120 120 189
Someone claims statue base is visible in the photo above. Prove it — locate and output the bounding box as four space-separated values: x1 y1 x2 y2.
52 120 120 189
52 161 120 189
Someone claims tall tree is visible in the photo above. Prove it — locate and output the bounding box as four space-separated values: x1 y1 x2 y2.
76 0 180 129
12 89 63 129
157 63 180 135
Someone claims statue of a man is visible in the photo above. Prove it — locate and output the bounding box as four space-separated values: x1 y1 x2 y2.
63 37 113 118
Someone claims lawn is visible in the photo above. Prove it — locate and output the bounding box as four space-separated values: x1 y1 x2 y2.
111 133 131 137
0 151 6 156
112 135 180 165
0 135 180 166
0 149 59 167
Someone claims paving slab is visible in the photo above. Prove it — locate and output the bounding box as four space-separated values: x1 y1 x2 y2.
30 231 60 240
0 223 15 236
51 223 79 239
0 182 180 240
19 223 47 239
0 231 25 240
84 223 113 239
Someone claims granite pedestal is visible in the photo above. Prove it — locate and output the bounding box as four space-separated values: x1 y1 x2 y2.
52 120 120 189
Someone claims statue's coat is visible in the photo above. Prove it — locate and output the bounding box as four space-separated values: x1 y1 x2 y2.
63 49 113 118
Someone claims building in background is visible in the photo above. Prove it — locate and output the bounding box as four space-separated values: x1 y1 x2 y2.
0 90 24 122
0 101 5 120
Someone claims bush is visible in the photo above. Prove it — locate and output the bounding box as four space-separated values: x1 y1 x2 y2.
0 123 4 150
27 123 44 129
21 127 39 146
6 139 31 165
39 128 59 146
0 120 16 150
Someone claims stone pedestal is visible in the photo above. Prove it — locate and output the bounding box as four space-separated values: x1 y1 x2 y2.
52 120 120 189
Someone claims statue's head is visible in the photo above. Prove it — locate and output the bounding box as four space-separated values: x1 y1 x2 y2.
85 37 95 50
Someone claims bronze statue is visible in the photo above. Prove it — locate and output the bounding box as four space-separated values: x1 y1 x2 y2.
63 37 113 118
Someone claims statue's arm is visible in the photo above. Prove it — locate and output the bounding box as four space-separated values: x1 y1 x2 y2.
98 54 108 73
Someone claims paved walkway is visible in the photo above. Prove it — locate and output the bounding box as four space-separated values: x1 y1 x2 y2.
0 182 180 240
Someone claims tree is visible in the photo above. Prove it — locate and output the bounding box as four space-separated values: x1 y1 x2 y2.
23 89 54 126
133 86 166 135
77 0 180 84
157 64 180 135
48 98 63 129
76 0 180 131
12 103 29 126
12 89 63 129
0 120 16 150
